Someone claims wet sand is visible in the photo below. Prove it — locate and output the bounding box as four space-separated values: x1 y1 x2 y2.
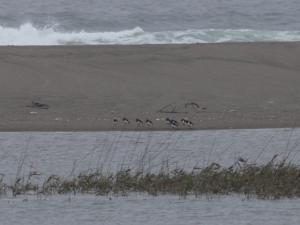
0 42 300 131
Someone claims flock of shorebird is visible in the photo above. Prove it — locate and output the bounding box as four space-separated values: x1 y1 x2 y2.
113 117 193 129
26 101 195 129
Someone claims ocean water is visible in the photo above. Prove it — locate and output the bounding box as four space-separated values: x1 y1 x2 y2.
1 0 300 45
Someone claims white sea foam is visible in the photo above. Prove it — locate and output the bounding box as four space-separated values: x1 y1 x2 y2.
1 23 300 45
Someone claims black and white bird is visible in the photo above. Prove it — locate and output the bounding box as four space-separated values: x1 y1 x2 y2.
113 118 118 123
170 120 178 128
166 118 178 128
136 118 143 127
181 118 193 128
145 119 153 127
181 118 188 125
165 118 173 126
186 120 193 128
122 117 130 124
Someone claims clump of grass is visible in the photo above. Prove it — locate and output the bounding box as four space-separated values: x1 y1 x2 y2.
11 176 38 197
3 157 300 199
0 175 8 196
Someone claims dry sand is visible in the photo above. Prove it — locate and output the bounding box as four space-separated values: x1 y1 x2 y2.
0 42 300 131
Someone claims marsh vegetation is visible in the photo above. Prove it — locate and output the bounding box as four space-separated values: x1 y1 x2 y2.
1 155 299 200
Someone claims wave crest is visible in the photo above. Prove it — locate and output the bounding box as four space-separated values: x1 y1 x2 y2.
1 23 300 45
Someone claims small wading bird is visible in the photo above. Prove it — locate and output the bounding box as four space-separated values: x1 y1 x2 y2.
181 118 193 128
186 120 193 127
166 118 178 128
136 118 143 127
122 117 130 124
113 118 118 124
165 117 172 124
171 121 178 128
181 118 188 125
145 119 153 127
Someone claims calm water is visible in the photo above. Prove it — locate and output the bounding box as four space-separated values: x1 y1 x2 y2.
0 129 300 224
1 195 300 225
0 129 299 182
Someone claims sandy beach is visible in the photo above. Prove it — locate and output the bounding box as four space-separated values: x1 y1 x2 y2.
0 42 300 131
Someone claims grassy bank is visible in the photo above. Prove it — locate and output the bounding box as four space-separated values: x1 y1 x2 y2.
1 156 299 199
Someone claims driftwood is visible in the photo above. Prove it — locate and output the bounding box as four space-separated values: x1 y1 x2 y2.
158 102 206 113
26 101 49 109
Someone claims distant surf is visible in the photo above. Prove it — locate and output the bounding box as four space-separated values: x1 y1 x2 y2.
1 23 300 45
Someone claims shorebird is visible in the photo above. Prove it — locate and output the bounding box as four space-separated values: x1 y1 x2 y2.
145 119 153 127
113 118 118 123
122 117 130 124
181 118 193 128
166 118 178 128
136 118 143 127
165 118 171 123
181 118 188 125
186 120 193 128
185 120 194 128
165 118 172 125
171 121 178 128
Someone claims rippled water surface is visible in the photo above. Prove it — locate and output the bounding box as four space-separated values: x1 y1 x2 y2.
1 0 300 44
0 195 299 225
1 0 300 31
0 128 300 183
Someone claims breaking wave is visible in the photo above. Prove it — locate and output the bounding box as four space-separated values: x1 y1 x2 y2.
1 23 300 45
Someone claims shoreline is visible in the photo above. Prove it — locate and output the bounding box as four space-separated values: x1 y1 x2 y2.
1 42 300 131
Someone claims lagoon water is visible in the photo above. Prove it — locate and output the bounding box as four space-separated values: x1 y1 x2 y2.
1 129 300 225
0 128 300 183
1 195 300 225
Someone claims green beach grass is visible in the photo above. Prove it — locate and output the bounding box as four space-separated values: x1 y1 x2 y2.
1 155 299 199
